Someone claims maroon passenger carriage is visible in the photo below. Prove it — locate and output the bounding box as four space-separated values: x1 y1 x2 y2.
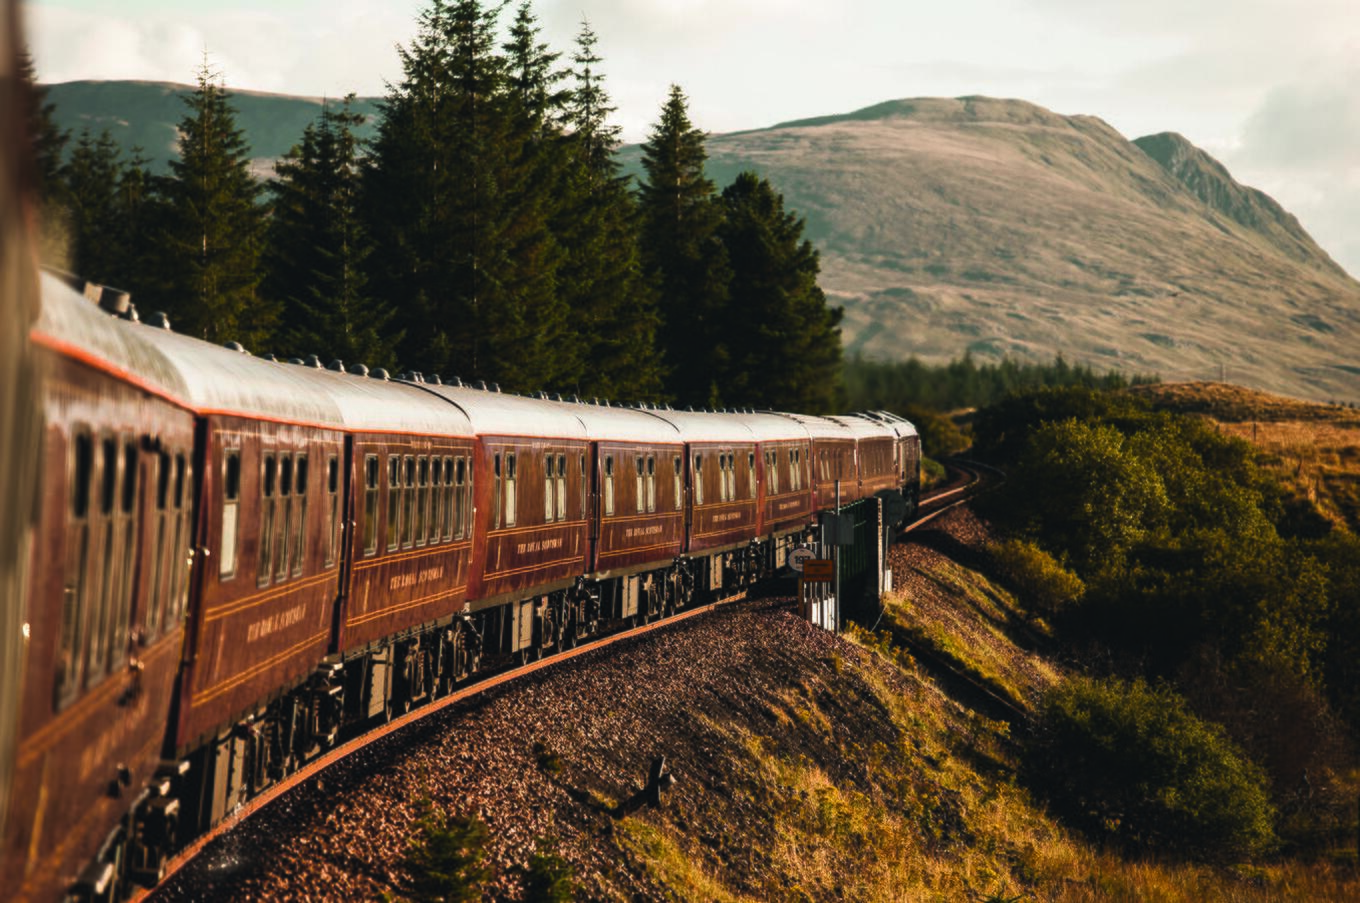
3 269 921 903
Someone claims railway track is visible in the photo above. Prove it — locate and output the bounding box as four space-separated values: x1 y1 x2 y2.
140 461 992 899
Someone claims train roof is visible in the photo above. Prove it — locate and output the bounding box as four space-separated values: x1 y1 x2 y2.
858 411 920 439
825 414 898 441
761 411 858 441
643 409 760 444
34 273 469 436
412 383 590 441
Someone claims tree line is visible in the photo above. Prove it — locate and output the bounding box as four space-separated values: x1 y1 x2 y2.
26 0 843 413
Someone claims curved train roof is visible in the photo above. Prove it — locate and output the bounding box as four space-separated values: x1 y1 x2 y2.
34 273 470 436
643 409 760 444
825 414 898 442
762 411 858 441
413 383 589 441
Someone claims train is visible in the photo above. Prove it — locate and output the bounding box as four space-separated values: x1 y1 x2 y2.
1 270 920 902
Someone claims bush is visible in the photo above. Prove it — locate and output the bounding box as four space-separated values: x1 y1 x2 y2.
402 799 492 903
1026 676 1275 861
991 539 1083 618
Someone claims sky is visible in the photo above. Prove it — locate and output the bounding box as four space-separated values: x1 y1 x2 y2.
21 0 1360 277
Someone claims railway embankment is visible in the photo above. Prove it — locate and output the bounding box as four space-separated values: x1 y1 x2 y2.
151 504 1360 902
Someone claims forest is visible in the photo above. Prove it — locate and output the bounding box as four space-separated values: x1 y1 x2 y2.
27 0 842 414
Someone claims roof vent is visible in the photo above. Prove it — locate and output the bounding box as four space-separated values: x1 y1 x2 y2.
95 285 133 318
327 359 345 372
263 353 279 362
473 380 487 391
287 357 304 365
554 393 564 402
305 354 323 369
224 341 246 353
430 374 442 385
349 363 369 377
372 368 391 381
448 376 463 387
147 311 172 330
491 383 501 393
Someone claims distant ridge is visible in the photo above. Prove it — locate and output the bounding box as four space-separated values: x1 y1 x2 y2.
39 82 1360 403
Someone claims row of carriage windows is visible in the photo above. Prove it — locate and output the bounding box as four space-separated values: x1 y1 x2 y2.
58 430 191 709
371 453 472 555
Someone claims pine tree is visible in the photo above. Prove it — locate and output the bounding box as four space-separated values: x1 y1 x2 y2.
718 172 843 412
638 85 730 408
266 97 399 369
148 62 273 347
366 0 577 390
556 20 663 401
61 128 124 284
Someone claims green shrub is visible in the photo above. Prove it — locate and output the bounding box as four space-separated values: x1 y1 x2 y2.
1026 676 1275 861
991 538 1084 618
402 798 492 902
523 838 577 902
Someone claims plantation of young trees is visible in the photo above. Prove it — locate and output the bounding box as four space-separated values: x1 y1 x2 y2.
26 0 844 412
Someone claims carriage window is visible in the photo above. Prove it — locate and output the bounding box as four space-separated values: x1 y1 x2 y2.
260 453 277 586
748 453 756 499
429 456 442 545
454 457 468 539
604 455 615 516
363 455 379 557
57 430 94 707
556 454 567 521
720 454 731 503
107 439 138 673
276 455 293 581
415 456 429 547
644 454 655 511
82 437 117 685
579 454 587 518
493 453 502 529
635 456 645 513
402 456 416 548
325 455 339 567
673 456 682 510
504 453 517 528
387 456 401 551
168 452 191 626
147 451 169 638
693 454 704 505
292 455 308 575
220 449 241 579
440 457 453 540
545 455 556 522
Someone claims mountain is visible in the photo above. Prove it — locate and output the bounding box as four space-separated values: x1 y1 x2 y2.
621 96 1360 403
44 80 382 173
42 83 1360 403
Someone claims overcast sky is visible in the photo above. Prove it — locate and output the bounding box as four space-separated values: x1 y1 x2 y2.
22 0 1360 277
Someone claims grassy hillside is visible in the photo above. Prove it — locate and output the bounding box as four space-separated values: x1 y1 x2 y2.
620 97 1360 405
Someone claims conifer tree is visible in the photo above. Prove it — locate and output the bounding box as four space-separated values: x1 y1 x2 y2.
148 62 273 347
60 128 124 284
266 97 398 369
718 172 843 412
557 20 663 401
366 0 574 391
638 85 731 408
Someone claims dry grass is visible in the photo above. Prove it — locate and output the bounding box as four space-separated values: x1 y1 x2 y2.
1132 381 1360 530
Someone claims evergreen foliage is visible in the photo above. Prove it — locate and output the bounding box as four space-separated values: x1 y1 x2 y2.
20 48 71 262
717 171 843 412
60 128 125 285
556 20 664 401
366 0 574 392
845 353 1153 416
639 85 731 408
146 62 273 346
265 97 398 369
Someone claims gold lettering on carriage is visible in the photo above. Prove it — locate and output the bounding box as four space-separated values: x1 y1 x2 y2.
625 525 664 539
517 536 565 555
712 512 742 523
246 603 307 642
777 500 800 512
389 566 445 591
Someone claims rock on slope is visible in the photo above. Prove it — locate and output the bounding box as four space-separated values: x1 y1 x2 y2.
627 96 1360 403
